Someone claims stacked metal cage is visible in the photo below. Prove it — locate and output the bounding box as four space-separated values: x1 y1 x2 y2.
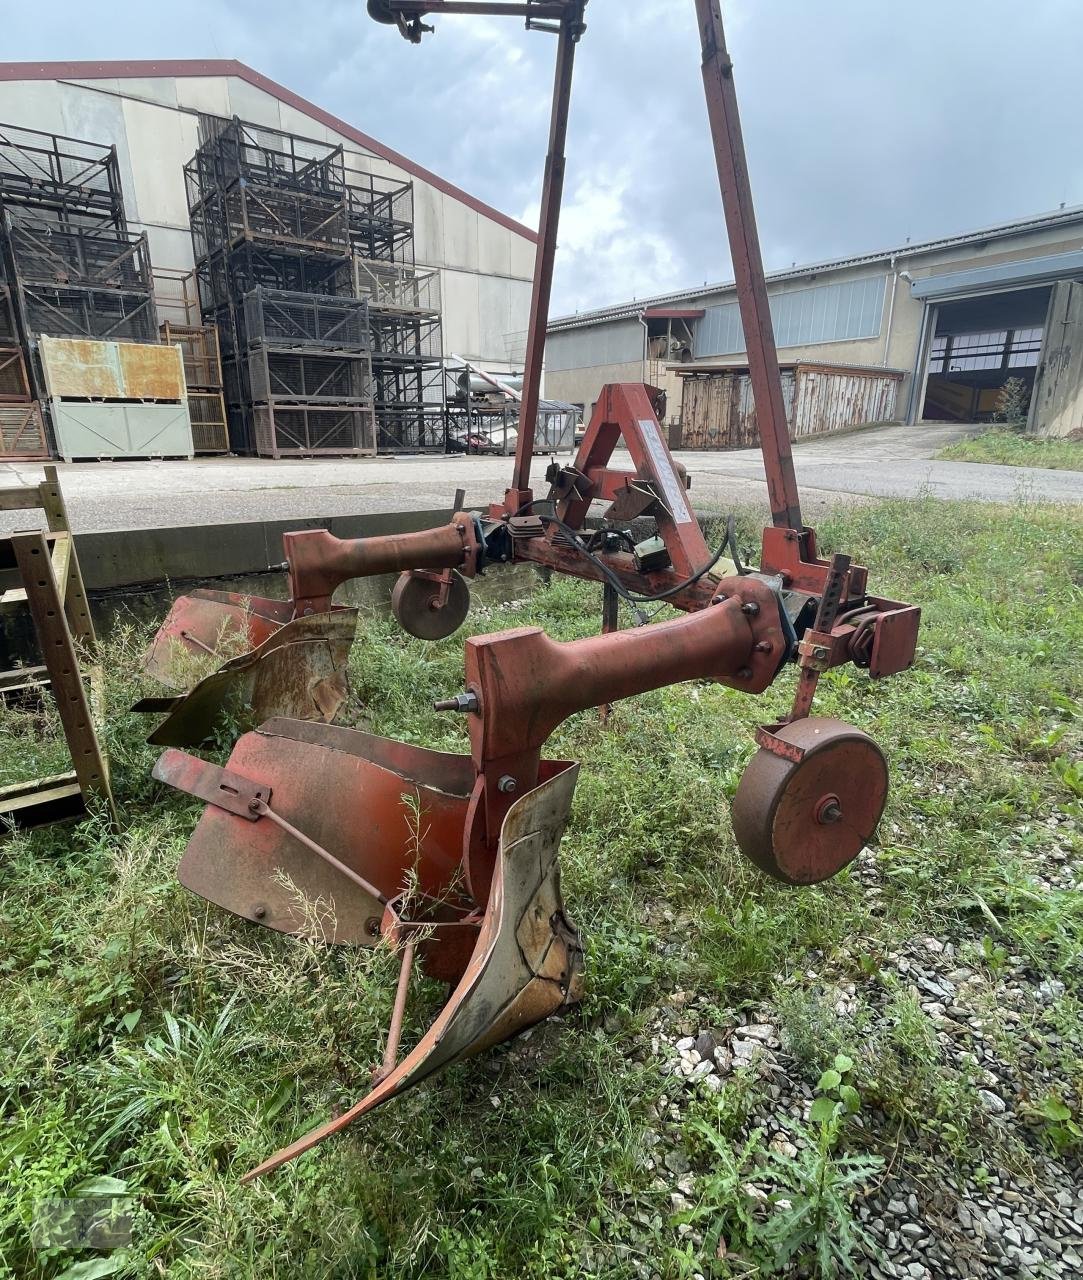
156 268 230 454
0 121 160 458
186 116 443 455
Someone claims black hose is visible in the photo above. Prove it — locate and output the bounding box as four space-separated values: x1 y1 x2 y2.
535 513 732 605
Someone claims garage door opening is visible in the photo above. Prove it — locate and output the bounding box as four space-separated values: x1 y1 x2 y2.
921 286 1051 421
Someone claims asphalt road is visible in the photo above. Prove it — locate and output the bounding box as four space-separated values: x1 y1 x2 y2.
1 420 1078 534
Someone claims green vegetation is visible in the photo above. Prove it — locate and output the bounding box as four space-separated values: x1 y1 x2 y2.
937 428 1083 471
1 497 1081 1278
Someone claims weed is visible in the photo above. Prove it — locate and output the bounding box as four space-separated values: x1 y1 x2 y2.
0 496 1080 1276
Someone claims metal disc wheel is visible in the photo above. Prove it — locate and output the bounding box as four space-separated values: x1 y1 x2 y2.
391 570 471 641
731 717 888 885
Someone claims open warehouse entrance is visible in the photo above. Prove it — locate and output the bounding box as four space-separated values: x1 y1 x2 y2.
921 286 1049 421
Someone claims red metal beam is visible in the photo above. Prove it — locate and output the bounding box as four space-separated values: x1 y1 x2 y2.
694 0 802 531
508 9 583 505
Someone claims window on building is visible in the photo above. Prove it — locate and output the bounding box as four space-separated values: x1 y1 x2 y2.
946 331 1008 371
695 274 887 358
928 335 948 373
1008 327 1043 367
928 326 1045 375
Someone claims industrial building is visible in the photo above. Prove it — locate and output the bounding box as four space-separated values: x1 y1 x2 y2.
546 206 1083 442
0 59 537 460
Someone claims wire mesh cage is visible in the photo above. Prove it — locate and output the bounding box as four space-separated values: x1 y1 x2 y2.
219 183 351 255
197 118 348 196
20 285 158 343
374 405 447 453
247 348 374 404
153 268 202 327
347 175 414 264
252 402 376 457
0 121 125 231
160 321 224 389
196 245 353 311
0 286 17 341
370 310 443 360
241 287 370 350
186 389 230 453
4 218 153 291
353 258 440 313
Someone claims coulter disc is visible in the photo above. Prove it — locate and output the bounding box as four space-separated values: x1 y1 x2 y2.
391 569 470 640
732 717 888 885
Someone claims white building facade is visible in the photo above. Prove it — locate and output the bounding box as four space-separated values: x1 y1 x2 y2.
0 59 537 375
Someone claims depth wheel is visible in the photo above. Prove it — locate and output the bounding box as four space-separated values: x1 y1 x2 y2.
391 570 470 641
732 718 888 885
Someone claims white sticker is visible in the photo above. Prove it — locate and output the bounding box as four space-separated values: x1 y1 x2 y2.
638 418 693 524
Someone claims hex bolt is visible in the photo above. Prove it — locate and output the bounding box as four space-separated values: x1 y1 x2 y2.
736 666 753 679
253 905 267 920
498 775 517 794
365 916 382 938
816 795 843 825
741 601 760 616
433 691 480 713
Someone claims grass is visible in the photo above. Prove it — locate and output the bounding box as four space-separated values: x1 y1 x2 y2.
936 427 1083 471
1 495 1081 1278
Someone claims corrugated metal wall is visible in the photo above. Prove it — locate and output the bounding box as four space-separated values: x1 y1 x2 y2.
679 364 900 449
791 366 900 439
695 275 887 358
546 319 643 371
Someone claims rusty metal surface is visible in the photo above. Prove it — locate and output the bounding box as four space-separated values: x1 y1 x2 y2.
677 364 902 450
551 382 710 579
679 367 796 450
143 590 295 688
791 365 902 440
732 718 887 885
165 718 480 945
510 6 585 502
39 336 185 401
145 611 356 747
240 761 582 1182
695 0 801 530
286 515 478 613
0 343 30 403
0 402 49 460
391 568 471 639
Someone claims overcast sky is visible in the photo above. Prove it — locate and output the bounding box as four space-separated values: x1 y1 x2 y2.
5 0 1082 315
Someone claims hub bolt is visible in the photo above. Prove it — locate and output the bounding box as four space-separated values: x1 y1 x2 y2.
433 691 479 713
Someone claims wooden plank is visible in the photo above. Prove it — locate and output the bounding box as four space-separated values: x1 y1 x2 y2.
0 532 69 607
0 484 41 512
0 772 86 828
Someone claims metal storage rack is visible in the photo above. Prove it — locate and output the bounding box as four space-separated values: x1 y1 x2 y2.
0 119 163 459
186 114 444 455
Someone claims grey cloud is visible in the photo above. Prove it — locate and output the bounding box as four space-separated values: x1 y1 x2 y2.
5 0 1081 313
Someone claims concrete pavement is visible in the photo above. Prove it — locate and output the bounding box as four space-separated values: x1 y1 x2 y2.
1 420 1078 535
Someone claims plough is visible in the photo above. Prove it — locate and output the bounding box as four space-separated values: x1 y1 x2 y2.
147 0 920 1180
